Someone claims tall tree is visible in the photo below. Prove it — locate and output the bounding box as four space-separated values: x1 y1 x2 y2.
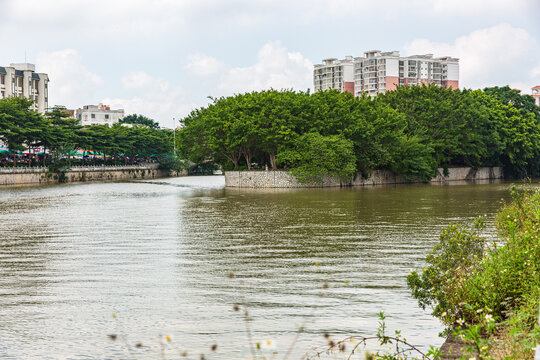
119 114 160 129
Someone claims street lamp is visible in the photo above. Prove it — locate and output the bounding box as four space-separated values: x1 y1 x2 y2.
173 117 176 155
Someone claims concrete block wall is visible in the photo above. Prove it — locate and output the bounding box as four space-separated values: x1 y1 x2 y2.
0 165 170 186
224 167 504 188
431 167 503 182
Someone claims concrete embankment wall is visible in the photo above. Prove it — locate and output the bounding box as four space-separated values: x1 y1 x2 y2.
0 165 171 186
224 167 503 188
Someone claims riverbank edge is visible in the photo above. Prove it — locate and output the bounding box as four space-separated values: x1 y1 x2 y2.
0 165 184 186
224 167 503 188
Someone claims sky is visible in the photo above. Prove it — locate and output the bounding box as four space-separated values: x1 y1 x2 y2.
1 0 539 127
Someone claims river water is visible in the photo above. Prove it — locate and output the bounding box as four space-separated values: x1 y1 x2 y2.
0 176 514 359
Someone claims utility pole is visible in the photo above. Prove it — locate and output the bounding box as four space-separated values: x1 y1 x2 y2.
173 117 176 155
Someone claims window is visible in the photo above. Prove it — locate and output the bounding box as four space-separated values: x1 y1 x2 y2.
105 114 109 119
91 114 96 119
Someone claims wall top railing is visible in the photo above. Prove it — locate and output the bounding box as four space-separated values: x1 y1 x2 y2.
0 164 159 174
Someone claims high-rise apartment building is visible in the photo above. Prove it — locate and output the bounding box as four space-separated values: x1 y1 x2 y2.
75 104 125 126
0 63 49 113
313 56 355 95
532 86 540 106
314 50 459 97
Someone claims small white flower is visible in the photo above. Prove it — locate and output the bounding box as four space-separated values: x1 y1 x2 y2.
441 311 447 317
485 314 493 322
457 319 464 325
476 309 483 313
256 339 276 351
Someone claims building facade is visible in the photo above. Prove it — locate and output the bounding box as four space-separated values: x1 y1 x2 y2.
75 104 124 126
532 86 540 106
314 50 459 97
313 56 355 95
0 63 49 113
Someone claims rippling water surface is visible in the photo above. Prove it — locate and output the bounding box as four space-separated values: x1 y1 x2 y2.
0 177 513 359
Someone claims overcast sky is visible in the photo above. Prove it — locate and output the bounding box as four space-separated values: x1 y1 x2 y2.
1 0 539 127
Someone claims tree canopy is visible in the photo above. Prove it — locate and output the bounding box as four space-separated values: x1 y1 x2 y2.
177 86 540 181
119 114 161 129
0 98 174 166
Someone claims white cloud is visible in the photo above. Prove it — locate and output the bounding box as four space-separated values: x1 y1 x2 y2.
216 42 313 94
531 63 540 79
1 0 197 41
35 49 103 108
102 72 197 127
430 0 532 15
404 24 540 90
121 71 157 90
185 54 226 77
105 42 313 125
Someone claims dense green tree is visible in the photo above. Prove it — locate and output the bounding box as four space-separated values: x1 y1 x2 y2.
484 86 540 121
277 133 356 184
0 98 174 167
119 114 160 129
177 86 540 182
43 106 81 165
0 97 45 165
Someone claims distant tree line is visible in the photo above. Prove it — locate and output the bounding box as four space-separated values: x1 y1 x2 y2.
0 97 173 166
177 85 540 182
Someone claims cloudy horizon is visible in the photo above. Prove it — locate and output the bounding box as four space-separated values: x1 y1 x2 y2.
1 0 539 127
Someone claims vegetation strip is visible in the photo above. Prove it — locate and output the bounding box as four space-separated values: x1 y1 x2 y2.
178 85 540 183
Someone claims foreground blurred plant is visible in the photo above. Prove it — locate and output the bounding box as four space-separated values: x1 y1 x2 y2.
303 312 442 360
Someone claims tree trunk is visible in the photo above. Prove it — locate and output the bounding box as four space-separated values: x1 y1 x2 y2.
243 150 252 170
269 152 277 170
224 151 241 169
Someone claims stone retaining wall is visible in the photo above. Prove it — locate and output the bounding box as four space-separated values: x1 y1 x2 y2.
224 167 503 188
0 165 171 186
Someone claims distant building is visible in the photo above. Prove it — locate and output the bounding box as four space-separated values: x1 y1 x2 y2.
75 104 124 126
314 50 459 97
532 86 540 106
60 109 75 117
0 63 49 113
313 56 355 95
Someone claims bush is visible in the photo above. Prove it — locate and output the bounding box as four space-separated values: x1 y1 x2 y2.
277 133 357 184
157 155 187 172
406 218 488 326
407 185 540 358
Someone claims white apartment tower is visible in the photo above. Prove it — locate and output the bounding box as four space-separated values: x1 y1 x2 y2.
75 104 125 126
313 56 355 95
0 63 49 113
532 86 540 106
314 51 459 97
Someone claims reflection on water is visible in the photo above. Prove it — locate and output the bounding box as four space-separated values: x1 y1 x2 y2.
0 177 516 359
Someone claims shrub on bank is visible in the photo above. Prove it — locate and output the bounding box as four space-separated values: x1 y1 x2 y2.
407 185 540 358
